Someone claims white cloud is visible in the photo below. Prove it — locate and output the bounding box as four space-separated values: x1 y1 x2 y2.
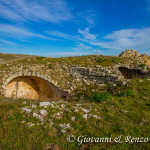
0 4 25 21
84 11 97 27
78 27 97 40
0 0 73 23
46 29 98 54
46 31 73 40
72 43 92 51
46 27 150 56
76 9 98 28
0 24 59 41
46 29 97 43
0 39 17 46
85 17 95 26
91 28 150 54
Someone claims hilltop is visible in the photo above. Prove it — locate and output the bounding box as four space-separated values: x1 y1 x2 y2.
0 49 150 99
0 49 149 67
0 50 149 150
0 52 37 65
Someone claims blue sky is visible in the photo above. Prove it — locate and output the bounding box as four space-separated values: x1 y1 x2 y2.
0 0 150 57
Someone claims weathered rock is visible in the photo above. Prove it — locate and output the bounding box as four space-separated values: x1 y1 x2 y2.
119 49 150 67
40 102 51 107
71 116 76 121
40 109 48 116
82 108 90 114
27 122 34 127
21 108 32 113
33 113 44 121
83 114 88 120
31 104 37 108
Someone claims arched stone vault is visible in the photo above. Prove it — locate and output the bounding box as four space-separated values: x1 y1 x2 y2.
3 71 69 100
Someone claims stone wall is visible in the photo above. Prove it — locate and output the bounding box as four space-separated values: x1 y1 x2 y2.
70 64 150 83
0 53 150 100
70 67 123 83
0 67 69 100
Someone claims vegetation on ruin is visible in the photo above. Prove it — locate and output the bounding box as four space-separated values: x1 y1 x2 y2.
0 52 149 149
0 53 134 68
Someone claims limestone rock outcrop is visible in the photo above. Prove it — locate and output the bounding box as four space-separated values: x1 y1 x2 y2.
119 49 150 67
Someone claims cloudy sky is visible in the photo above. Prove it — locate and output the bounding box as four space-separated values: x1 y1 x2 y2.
0 0 150 57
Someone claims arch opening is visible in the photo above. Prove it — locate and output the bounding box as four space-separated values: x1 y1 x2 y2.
5 76 68 100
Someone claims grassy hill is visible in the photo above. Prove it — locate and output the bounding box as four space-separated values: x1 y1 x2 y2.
0 79 149 150
0 52 149 149
0 53 37 64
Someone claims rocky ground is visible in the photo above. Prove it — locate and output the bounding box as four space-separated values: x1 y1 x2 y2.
0 79 149 150
0 50 149 149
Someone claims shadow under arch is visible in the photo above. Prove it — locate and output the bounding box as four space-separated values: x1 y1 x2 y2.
5 76 69 100
118 67 149 79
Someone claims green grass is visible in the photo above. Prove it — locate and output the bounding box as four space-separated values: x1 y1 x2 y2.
85 92 111 103
139 63 146 68
96 56 126 66
0 79 149 150
36 56 46 61
19 54 132 68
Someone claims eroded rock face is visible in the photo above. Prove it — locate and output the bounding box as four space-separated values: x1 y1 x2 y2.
119 49 150 67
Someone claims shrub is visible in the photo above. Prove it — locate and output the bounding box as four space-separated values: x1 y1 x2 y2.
97 58 103 63
117 89 133 97
111 58 117 63
36 56 45 61
93 92 111 102
139 63 146 68
48 63 52 69
120 61 125 64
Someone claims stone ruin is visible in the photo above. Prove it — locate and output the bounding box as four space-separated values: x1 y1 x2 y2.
0 49 149 100
119 49 150 67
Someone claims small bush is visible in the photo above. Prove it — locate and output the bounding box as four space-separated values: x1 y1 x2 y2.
111 58 117 63
120 61 125 64
139 63 146 68
36 56 45 61
93 92 111 102
117 89 133 97
48 63 52 69
97 58 103 63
